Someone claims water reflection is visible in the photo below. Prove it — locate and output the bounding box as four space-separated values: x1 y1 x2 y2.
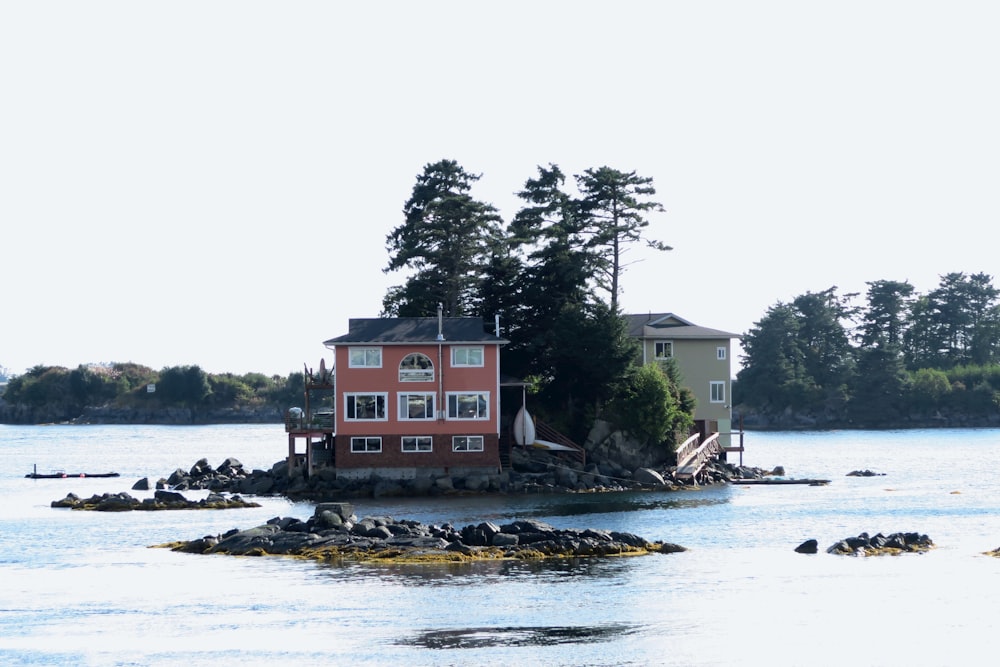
313 554 635 586
520 491 730 519
401 622 640 649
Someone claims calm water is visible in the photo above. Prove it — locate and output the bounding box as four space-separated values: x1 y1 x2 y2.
2 425 1000 666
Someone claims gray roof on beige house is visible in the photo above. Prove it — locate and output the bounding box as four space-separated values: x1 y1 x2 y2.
324 317 508 346
625 313 741 340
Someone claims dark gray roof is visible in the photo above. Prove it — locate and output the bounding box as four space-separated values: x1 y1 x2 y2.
324 317 508 346
625 312 740 340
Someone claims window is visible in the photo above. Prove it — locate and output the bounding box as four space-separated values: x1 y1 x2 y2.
447 392 489 420
717 346 727 361
345 393 387 420
710 381 726 403
453 435 484 452
452 346 484 367
350 437 382 453
399 353 434 382
654 341 673 359
402 436 433 452
349 347 382 368
398 393 435 420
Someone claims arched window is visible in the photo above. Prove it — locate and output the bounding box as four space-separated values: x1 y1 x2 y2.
399 353 434 382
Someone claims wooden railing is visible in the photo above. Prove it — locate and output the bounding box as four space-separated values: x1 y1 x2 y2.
676 433 722 480
534 417 586 466
674 433 701 469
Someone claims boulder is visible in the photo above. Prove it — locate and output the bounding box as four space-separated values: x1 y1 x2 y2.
154 490 188 504
132 477 150 491
795 539 819 554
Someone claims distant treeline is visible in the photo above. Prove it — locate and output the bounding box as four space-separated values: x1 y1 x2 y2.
735 272 1000 428
0 363 304 424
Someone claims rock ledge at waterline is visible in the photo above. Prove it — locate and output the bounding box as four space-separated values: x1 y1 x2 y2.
51 490 260 511
155 502 688 564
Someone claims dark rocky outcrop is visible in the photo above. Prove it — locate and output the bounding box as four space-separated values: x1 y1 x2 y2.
846 469 886 477
51 490 260 511
826 531 933 556
794 539 819 554
159 502 687 563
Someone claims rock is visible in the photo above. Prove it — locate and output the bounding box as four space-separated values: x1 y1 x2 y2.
166 469 187 486
492 533 519 547
217 457 243 474
155 490 188 504
795 539 819 554
50 493 80 508
827 531 934 556
132 477 150 491
314 502 354 521
768 466 786 476
846 469 886 477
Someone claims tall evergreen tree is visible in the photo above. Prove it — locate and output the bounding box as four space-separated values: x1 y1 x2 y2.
574 167 671 312
383 160 504 317
792 287 857 397
505 165 595 380
857 279 915 351
736 303 814 413
849 280 914 425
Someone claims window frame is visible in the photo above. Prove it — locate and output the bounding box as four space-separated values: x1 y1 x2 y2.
710 381 726 404
398 352 434 382
350 436 382 453
717 346 727 361
451 346 484 367
654 341 673 359
348 347 382 368
344 392 388 421
446 391 490 420
398 392 436 421
452 435 485 452
401 435 433 453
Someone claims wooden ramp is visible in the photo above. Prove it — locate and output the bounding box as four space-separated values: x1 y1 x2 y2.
675 432 723 480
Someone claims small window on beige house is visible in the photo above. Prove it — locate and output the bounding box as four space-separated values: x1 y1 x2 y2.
710 381 726 403
654 341 673 359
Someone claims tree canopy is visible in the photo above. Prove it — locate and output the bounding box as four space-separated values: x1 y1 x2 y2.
736 272 1000 427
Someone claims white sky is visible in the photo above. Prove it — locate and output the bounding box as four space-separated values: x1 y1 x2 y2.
2 1 998 378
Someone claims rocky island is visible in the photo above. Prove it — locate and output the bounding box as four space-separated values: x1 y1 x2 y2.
157 502 688 564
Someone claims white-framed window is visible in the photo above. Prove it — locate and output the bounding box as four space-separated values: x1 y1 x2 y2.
453 435 484 452
398 393 435 420
350 436 382 453
717 346 727 361
451 346 484 367
710 381 726 403
447 392 489 420
399 353 434 382
345 393 387 421
402 436 433 453
349 347 382 368
654 341 673 359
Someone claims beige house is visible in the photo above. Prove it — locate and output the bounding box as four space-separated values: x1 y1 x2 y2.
626 313 740 444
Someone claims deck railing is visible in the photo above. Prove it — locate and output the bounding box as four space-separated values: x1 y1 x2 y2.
534 417 587 466
674 433 702 469
676 432 722 480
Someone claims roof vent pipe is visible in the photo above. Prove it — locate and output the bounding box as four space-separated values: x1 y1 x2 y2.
436 303 445 341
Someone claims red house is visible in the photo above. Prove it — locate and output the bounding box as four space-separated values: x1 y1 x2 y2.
286 315 508 480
